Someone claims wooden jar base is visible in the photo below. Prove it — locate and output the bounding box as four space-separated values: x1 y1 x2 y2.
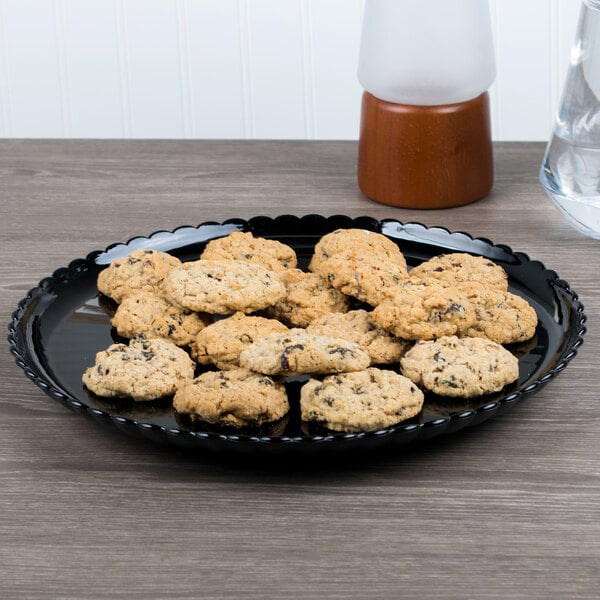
357 91 493 209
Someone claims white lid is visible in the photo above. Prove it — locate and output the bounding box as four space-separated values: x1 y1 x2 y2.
358 0 496 105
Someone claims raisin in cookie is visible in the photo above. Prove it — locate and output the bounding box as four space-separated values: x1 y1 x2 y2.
82 336 194 401
308 229 408 305
111 292 212 346
307 309 411 365
372 280 476 340
163 259 286 314
239 328 370 376
97 249 182 304
409 252 508 291
464 290 538 344
200 231 297 272
173 369 289 428
300 368 424 432
400 335 519 397
264 268 350 327
193 311 288 370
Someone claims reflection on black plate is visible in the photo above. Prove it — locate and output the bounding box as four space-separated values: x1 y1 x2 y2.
8 215 587 455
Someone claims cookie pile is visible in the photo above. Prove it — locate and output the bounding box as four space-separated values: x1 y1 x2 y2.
82 229 537 433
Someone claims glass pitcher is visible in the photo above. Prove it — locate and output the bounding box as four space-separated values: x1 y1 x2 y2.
540 0 600 239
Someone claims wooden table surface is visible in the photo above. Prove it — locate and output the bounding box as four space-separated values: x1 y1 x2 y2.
1 140 598 599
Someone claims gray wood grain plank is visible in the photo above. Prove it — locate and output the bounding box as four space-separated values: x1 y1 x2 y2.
1 141 599 599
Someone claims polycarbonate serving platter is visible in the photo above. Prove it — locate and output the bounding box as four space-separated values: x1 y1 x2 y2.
8 215 587 455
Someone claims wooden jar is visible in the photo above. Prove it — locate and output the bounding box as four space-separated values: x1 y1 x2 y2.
357 91 493 209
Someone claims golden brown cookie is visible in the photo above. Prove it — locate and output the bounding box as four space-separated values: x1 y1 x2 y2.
200 231 297 272
82 336 194 401
173 368 289 428
308 228 409 305
192 311 288 370
464 290 538 344
97 249 182 304
110 292 211 346
162 259 286 314
264 268 350 327
307 309 411 365
400 335 519 397
372 280 476 340
239 328 371 376
409 252 508 291
300 368 424 432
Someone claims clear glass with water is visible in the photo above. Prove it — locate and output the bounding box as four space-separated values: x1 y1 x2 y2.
540 0 600 238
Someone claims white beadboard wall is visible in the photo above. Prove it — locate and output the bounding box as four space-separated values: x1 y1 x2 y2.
0 0 582 141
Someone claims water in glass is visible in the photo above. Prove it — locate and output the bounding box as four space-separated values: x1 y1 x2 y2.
540 0 600 238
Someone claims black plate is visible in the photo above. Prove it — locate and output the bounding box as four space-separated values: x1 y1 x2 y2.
8 215 587 455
